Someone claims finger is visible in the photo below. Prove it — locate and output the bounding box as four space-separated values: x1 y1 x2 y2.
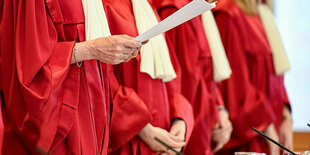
169 127 179 136
124 58 131 63
165 136 185 148
111 53 126 63
283 138 293 150
109 59 123 65
137 46 142 51
169 131 178 137
160 150 170 155
222 125 233 135
114 46 136 54
175 148 182 153
99 55 123 65
119 34 134 39
156 145 169 153
118 37 142 48
132 48 139 56
157 151 166 155
212 142 224 153
142 40 149 45
279 134 285 145
98 49 125 60
167 149 178 155
110 50 134 62
169 134 185 142
213 123 220 129
132 49 139 57
212 128 226 136
212 131 227 142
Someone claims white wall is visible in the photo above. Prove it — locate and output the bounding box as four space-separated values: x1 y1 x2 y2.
274 0 310 131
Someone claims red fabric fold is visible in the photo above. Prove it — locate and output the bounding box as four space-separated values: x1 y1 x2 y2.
213 1 290 153
153 1 221 154
108 65 152 151
214 11 274 148
103 0 194 154
1 0 110 154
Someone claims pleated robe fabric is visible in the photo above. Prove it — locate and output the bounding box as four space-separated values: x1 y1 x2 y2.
0 101 3 152
151 0 226 154
0 0 110 154
213 0 290 154
102 0 194 154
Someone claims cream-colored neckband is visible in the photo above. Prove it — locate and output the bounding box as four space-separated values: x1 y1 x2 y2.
131 0 177 82
201 11 232 82
81 0 111 41
258 3 291 75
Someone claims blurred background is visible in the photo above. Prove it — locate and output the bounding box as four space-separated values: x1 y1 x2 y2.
274 0 310 151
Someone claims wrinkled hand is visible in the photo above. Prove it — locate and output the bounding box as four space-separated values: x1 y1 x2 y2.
73 35 142 65
161 119 186 155
212 108 233 153
279 106 293 153
138 123 185 153
264 124 280 155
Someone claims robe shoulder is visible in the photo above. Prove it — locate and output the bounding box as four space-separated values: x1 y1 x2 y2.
149 0 188 10
213 0 239 17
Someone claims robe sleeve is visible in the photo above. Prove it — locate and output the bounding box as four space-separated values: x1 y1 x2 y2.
108 65 152 151
165 40 194 142
215 13 275 143
157 6 195 142
215 87 225 106
1 0 80 153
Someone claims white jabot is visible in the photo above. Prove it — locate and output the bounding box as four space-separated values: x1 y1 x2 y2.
81 0 111 41
258 4 291 75
131 0 177 82
201 11 232 82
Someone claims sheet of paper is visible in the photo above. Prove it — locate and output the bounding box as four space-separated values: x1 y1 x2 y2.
134 0 216 42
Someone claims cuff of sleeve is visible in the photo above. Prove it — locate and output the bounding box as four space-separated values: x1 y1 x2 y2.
169 93 194 142
30 42 80 153
109 88 152 151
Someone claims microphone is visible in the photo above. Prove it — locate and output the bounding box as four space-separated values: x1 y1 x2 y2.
251 127 296 155
154 137 184 155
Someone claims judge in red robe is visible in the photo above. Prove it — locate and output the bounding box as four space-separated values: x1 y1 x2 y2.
151 0 233 154
102 0 194 154
0 0 140 154
213 0 292 154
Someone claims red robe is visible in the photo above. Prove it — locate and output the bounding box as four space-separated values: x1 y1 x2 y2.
213 0 289 154
0 0 4 151
0 0 110 154
0 101 3 152
151 0 227 154
102 0 194 154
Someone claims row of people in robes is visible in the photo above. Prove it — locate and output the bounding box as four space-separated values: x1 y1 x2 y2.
0 0 293 154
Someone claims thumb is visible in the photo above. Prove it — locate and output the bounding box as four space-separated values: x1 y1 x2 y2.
169 134 184 142
170 126 179 136
212 142 223 153
279 133 285 145
165 136 185 148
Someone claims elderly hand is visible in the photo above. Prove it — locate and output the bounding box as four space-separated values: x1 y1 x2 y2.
138 123 185 154
212 107 233 153
279 106 293 153
160 119 186 155
264 124 280 155
73 35 142 65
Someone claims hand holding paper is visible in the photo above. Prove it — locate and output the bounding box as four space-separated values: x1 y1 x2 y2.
134 0 216 42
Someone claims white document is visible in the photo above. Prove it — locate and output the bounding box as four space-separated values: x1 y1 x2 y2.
134 0 216 42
